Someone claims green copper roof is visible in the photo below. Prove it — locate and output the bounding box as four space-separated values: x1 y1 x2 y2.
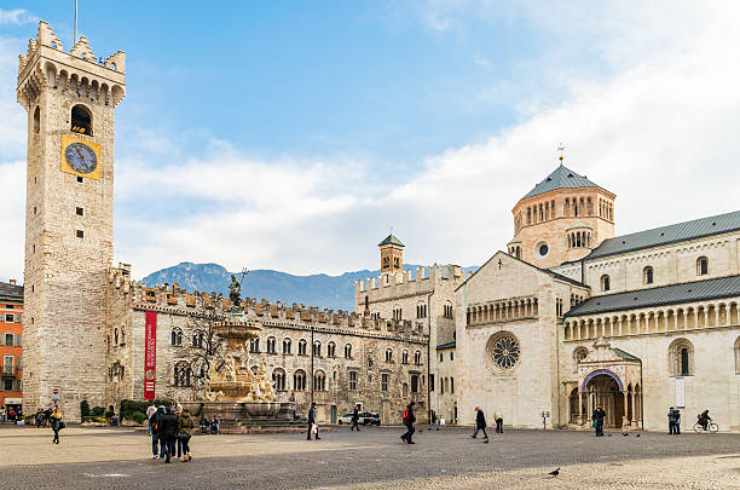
523 164 602 199
378 234 405 248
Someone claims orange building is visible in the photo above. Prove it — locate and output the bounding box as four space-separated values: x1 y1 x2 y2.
0 280 23 417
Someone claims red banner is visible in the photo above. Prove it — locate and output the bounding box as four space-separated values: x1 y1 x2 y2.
144 310 157 401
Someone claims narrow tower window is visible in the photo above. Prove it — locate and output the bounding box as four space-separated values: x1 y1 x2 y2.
71 104 93 136
76 207 84 216
33 106 40 134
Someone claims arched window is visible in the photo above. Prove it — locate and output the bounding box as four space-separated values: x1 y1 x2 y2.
298 339 307 356
267 336 276 354
192 331 204 348
114 328 118 346
697 256 709 276
272 368 286 391
249 338 260 353
643 266 654 285
71 104 93 135
402 350 409 365
283 338 292 354
669 338 694 376
573 347 588 372
414 351 422 365
327 341 336 358
313 340 321 357
293 370 306 391
173 361 191 387
33 106 40 134
734 337 740 374
443 302 454 319
170 328 183 346
344 343 353 359
313 370 326 391
385 348 393 363
402 382 409 397
600 274 610 292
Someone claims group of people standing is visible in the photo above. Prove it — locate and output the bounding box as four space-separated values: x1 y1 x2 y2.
147 403 194 463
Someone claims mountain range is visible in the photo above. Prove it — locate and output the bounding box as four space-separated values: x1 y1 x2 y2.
141 262 477 311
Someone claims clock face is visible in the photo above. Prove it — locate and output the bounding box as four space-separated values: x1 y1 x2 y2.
64 142 98 174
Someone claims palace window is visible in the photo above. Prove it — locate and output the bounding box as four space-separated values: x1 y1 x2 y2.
381 373 389 392
402 350 409 365
429 374 435 392
414 351 422 365
643 266 654 285
283 338 292 354
443 302 454 319
266 336 276 354
393 307 403 321
71 104 93 135
313 370 326 391
450 377 455 394
293 370 306 391
410 374 419 393
33 106 40 134
416 303 427 319
313 340 321 357
348 371 358 391
298 339 307 356
272 368 286 391
327 341 336 358
697 256 709 276
669 338 694 376
600 274 611 292
344 343 353 359
249 338 260 353
170 328 183 347
173 361 191 387
385 349 393 363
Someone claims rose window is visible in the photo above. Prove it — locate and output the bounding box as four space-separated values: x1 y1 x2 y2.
491 334 520 369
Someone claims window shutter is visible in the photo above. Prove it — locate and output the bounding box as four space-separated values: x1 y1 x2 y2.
0 335 4 346
16 334 21 347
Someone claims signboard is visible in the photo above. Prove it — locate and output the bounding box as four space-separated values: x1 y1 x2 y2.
144 311 157 401
675 377 685 408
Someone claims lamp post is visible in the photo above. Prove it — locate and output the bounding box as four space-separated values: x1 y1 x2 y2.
310 325 315 406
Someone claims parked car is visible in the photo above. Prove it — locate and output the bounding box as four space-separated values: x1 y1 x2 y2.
361 411 381 426
337 413 354 425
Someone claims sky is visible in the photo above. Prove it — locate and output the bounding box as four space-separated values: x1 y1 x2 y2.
1 1 739 282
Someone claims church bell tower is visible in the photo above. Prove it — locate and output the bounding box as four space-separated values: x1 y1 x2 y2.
17 22 126 419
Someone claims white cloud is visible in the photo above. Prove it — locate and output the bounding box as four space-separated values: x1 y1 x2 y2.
2 3 740 284
0 9 37 26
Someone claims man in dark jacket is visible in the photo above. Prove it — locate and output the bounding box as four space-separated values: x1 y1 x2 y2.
307 402 320 440
592 407 606 437
471 406 489 442
158 406 179 463
351 404 361 432
401 401 416 444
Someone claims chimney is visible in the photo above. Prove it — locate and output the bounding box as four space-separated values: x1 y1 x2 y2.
8 279 16 286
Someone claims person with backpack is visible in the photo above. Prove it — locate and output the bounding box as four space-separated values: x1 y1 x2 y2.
471 406 489 442
177 409 194 462
49 405 64 445
400 401 416 444
351 404 361 432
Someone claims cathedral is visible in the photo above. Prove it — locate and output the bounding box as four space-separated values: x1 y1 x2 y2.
359 162 740 431
16 21 740 431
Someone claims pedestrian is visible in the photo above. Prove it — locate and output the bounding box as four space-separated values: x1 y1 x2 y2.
307 402 320 440
673 407 681 435
149 406 163 460
592 406 606 437
146 402 157 436
351 404 361 432
400 401 416 444
178 409 194 462
49 405 64 445
0 405 6 423
668 406 676 434
8 407 16 422
471 406 489 442
159 406 179 463
494 411 504 434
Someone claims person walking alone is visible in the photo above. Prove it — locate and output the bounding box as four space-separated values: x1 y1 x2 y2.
400 401 416 444
307 402 320 440
592 406 606 437
494 411 504 434
471 406 489 442
668 407 676 434
49 405 64 445
351 404 361 432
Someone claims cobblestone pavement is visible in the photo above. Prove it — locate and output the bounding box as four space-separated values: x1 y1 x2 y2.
2 426 740 489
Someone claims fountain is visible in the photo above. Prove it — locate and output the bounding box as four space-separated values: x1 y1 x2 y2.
181 275 298 431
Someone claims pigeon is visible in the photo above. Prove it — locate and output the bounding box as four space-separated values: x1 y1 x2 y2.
548 468 560 477
636 434 641 438
623 433 629 437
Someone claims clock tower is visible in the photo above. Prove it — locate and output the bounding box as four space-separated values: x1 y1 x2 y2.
17 22 125 419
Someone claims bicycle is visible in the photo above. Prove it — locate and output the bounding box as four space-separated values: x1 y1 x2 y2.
693 421 719 433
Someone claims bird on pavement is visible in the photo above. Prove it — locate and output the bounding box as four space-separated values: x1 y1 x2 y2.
623 433 629 436
548 468 560 477
636 434 641 438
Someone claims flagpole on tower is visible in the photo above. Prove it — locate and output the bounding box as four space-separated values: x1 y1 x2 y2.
73 0 79 45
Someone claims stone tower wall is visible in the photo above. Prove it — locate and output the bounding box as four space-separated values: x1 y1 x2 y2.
18 22 126 420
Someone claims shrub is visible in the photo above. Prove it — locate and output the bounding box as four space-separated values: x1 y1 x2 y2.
90 406 105 417
80 400 91 418
119 399 171 420
131 411 148 425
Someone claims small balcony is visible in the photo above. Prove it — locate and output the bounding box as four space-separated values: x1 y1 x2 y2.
1 366 21 378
